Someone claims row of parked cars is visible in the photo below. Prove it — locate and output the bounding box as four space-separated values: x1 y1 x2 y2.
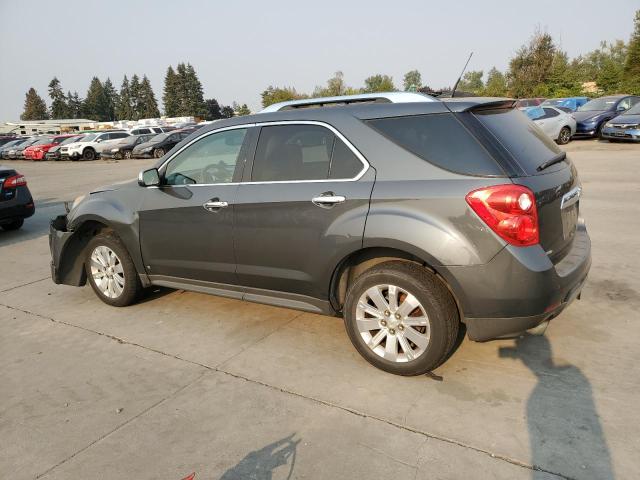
0 124 203 162
517 94 640 144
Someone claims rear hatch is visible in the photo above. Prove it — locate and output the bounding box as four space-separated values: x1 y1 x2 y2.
466 105 580 262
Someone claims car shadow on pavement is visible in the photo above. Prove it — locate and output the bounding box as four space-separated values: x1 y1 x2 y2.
500 335 614 479
219 433 300 480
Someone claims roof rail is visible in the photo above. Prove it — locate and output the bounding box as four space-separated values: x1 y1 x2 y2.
260 92 438 113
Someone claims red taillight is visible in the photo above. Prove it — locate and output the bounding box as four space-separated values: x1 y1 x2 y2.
3 174 27 188
465 184 539 247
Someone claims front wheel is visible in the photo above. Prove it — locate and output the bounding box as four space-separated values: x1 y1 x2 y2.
85 233 142 307
343 261 459 376
82 148 96 161
153 148 165 158
557 126 572 145
124 149 133 159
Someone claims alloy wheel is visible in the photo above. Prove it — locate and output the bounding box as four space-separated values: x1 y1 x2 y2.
90 246 125 298
355 284 430 362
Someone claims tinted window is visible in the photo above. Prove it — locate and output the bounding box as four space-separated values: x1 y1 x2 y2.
111 132 129 139
541 108 560 119
329 138 363 179
474 108 561 175
367 114 503 176
252 125 334 181
165 128 247 185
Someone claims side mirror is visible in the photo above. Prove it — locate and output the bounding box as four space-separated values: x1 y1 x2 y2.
138 168 160 187
617 105 626 111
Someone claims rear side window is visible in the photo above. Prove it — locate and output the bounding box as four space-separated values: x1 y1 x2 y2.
367 114 504 176
473 108 561 175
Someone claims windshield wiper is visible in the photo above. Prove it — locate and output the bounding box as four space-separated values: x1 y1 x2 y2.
537 152 567 172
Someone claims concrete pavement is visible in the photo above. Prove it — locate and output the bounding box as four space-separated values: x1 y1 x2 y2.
1 144 638 479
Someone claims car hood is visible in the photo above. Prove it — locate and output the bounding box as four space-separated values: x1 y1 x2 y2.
573 110 610 122
609 114 640 125
90 178 138 194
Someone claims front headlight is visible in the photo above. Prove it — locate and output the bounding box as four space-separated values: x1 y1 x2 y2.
605 123 613 128
111 148 119 152
71 194 86 211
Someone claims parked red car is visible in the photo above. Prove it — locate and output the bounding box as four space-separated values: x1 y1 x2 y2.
23 134 81 161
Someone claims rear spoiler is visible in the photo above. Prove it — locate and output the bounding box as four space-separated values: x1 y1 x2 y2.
441 98 516 113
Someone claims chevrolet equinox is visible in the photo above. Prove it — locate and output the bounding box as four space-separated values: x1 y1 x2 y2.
49 93 591 376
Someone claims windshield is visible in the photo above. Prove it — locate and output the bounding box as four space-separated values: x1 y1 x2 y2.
149 133 168 142
32 137 54 146
624 103 640 115
79 133 97 142
542 99 565 106
60 136 82 145
578 98 617 112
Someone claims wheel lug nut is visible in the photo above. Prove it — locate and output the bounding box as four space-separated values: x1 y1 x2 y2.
395 313 401 319
384 310 390 317
380 320 387 327
389 329 395 335
398 324 404 331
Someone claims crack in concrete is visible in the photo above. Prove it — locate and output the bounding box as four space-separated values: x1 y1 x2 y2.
0 276 49 293
1 302 571 480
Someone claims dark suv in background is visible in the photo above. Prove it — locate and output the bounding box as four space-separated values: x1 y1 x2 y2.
49 93 590 376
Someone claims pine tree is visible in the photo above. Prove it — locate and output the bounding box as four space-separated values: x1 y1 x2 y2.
220 105 234 118
163 66 180 117
175 63 189 116
48 77 69 119
623 10 640 94
21 88 49 120
66 91 83 119
103 78 119 121
84 77 108 121
184 63 207 118
129 74 142 120
204 98 222 120
116 75 133 120
139 75 160 118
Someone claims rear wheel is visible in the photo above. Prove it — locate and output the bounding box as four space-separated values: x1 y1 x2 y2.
343 261 459 376
124 150 132 159
82 148 96 161
153 147 165 158
85 233 142 307
557 126 571 145
1 219 24 231
114 151 123 160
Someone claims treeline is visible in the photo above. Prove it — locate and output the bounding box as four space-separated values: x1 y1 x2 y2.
20 62 248 122
262 10 640 107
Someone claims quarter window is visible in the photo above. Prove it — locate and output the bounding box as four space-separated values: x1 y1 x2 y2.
251 124 363 182
164 128 247 185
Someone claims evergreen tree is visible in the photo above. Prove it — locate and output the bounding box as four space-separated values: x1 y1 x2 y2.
184 63 207 118
483 67 508 97
204 98 222 120
163 66 180 117
21 88 49 120
623 10 640 94
84 77 108 121
66 91 83 119
129 74 142 120
234 103 251 116
220 105 234 118
103 78 119 121
175 63 189 116
139 75 160 118
362 74 396 93
116 75 133 120
403 70 422 91
508 30 556 97
48 77 69 119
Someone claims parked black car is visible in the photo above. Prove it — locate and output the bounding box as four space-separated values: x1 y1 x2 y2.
50 94 591 376
0 166 34 230
101 133 156 159
131 129 197 158
46 134 85 161
1 137 32 159
573 95 640 137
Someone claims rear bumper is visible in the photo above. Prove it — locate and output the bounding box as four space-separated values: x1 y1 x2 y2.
440 222 591 341
0 186 35 223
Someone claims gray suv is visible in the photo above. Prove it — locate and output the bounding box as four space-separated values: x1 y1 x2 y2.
49 93 591 376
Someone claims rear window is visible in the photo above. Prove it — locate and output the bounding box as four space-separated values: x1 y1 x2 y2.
367 113 504 176
473 108 561 175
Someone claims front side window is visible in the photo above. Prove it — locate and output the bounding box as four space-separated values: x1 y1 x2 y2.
541 108 560 119
164 128 247 185
251 124 363 182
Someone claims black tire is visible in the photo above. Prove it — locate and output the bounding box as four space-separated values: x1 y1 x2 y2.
82 148 96 161
343 261 459 376
557 126 571 145
153 148 165 159
114 151 123 160
1 219 24 231
85 232 142 307
124 150 132 159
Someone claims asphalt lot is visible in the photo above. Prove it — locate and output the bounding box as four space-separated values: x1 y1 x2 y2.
1 140 639 479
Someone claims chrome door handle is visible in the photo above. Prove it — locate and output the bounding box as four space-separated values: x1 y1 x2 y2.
203 200 229 211
312 194 346 207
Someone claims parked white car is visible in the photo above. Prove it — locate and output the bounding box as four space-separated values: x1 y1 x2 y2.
524 106 576 145
65 131 130 160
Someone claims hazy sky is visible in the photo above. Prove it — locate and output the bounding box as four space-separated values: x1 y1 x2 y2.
1 0 639 121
